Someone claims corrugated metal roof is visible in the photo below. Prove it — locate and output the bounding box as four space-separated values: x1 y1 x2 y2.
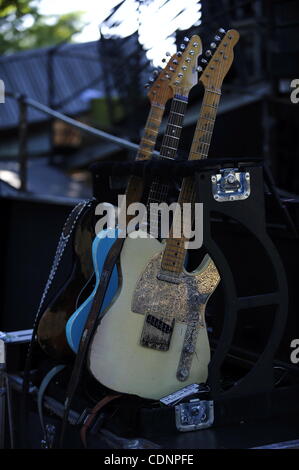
0 38 146 130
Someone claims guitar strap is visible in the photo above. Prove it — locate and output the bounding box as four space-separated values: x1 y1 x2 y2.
21 198 96 445
80 394 121 448
59 236 125 448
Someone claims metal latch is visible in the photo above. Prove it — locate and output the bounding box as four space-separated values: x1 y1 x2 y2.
175 398 214 432
211 168 250 202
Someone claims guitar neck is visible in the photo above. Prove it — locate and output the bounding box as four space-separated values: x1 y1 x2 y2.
161 89 221 274
124 103 165 214
148 94 188 200
145 95 188 234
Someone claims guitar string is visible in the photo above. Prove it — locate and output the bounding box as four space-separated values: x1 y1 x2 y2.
143 57 202 344
162 42 226 274
143 78 198 347
145 95 189 236
157 40 227 348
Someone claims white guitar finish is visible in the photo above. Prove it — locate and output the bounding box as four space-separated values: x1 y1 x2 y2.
88 232 219 399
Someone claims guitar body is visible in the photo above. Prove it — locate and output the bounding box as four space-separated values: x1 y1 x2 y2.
37 205 95 360
88 231 220 400
66 229 120 353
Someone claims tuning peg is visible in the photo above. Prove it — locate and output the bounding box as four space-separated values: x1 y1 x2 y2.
180 44 186 50
165 74 171 79
144 83 150 88
162 58 166 63
196 65 203 72
205 50 212 57
201 58 208 64
214 34 221 41
184 36 189 42
169 66 175 72
189 50 195 56
218 27 226 34
152 70 159 76
166 51 171 56
193 41 199 47
172 58 178 64
176 51 182 57
181 65 187 71
175 80 180 85
148 77 155 83
210 42 217 49
185 57 191 63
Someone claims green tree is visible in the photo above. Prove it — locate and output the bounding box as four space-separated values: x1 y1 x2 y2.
0 0 85 54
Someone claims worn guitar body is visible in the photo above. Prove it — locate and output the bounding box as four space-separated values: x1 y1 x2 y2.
37 206 95 360
88 232 220 400
66 229 120 353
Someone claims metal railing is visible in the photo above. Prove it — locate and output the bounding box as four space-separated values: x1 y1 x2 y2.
5 91 141 192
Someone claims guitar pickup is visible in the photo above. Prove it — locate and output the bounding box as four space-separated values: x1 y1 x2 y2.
140 315 175 351
211 168 250 202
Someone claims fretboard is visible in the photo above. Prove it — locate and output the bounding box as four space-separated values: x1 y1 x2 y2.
124 103 165 223
161 89 221 274
145 95 188 235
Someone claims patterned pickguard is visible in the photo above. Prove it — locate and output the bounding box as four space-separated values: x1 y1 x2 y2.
131 252 220 358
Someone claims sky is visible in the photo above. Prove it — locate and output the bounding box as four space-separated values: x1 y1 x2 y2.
38 0 202 65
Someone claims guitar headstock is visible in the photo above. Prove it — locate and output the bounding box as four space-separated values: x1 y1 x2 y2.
146 52 182 105
169 35 202 96
199 29 240 92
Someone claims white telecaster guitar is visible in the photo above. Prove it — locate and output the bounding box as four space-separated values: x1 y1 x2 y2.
88 30 240 400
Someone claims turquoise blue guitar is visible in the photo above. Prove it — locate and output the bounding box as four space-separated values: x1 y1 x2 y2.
66 228 119 352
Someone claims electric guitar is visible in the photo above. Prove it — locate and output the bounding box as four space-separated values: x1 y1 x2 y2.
87 30 240 399
65 36 203 352
37 47 186 360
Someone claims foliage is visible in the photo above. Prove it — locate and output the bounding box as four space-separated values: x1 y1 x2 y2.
0 0 85 54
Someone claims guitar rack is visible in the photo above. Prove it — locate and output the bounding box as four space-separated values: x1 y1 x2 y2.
4 158 298 448
194 159 289 398
88 157 299 440
92 157 295 399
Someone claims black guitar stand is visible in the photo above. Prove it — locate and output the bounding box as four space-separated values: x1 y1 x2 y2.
90 157 299 438
11 158 297 448
194 159 289 398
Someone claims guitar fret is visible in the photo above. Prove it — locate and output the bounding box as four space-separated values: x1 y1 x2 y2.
171 111 184 117
197 126 213 133
165 134 179 140
206 89 221 95
161 145 177 152
202 116 215 122
174 97 188 104
151 103 166 110
204 103 217 109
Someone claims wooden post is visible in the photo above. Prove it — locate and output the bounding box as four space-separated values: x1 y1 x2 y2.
18 96 28 192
